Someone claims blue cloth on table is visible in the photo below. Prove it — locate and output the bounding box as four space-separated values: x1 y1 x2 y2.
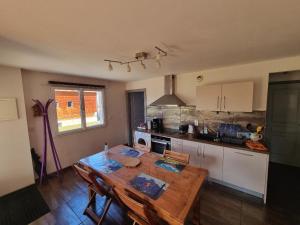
155 159 185 173
97 159 122 174
121 147 144 158
130 173 167 199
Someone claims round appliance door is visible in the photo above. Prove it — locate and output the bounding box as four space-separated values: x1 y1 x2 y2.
137 138 146 146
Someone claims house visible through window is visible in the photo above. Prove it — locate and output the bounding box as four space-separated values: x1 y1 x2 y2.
54 88 105 133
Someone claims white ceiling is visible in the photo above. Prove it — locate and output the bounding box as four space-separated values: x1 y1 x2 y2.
1 0 300 81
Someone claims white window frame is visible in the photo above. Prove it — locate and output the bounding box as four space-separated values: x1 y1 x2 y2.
53 86 106 135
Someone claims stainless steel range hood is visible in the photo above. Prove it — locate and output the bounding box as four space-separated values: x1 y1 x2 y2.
150 75 186 107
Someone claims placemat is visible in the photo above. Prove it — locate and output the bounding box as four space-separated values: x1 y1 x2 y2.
121 147 144 158
155 158 185 173
130 173 168 199
98 159 123 174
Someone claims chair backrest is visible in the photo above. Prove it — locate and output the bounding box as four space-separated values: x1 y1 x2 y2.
73 163 94 185
113 187 159 225
163 150 190 165
73 163 113 196
134 143 151 153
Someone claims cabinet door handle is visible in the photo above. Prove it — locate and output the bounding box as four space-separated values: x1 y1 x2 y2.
197 146 201 157
217 96 219 110
234 152 253 157
202 149 205 158
223 96 226 110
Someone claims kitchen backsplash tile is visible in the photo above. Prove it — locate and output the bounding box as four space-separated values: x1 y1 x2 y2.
147 106 266 131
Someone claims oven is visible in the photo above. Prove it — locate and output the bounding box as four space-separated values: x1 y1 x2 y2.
151 135 171 155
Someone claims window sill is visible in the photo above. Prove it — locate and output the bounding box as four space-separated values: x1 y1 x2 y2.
55 123 106 137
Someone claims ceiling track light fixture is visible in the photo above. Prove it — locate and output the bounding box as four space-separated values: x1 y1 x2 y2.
104 46 167 72
156 60 161 68
108 61 113 71
141 60 146 69
127 63 131 72
156 51 161 61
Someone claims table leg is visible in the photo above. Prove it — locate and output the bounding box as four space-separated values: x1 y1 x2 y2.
192 195 200 225
88 187 96 209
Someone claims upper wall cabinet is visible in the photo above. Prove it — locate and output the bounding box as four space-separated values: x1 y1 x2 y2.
196 81 254 112
222 81 254 112
196 84 222 111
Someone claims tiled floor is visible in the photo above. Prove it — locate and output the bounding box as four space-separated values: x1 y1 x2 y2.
30 168 299 225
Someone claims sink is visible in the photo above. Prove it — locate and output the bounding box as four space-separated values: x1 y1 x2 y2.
195 133 217 142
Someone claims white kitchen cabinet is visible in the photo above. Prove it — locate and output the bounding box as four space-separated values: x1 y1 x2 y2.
196 84 222 111
176 140 224 180
182 140 202 167
223 147 269 195
201 144 223 181
168 136 269 201
171 138 183 153
221 81 254 112
196 81 254 112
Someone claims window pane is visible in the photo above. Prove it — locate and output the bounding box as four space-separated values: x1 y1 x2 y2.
55 89 82 132
84 90 104 127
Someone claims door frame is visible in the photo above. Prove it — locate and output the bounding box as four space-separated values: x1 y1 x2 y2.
266 78 300 167
126 89 147 146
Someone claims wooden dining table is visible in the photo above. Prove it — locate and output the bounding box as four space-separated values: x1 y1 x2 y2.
79 145 208 225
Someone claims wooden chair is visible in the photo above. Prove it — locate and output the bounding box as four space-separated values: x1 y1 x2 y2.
133 143 151 153
73 163 113 225
163 150 190 165
113 187 164 225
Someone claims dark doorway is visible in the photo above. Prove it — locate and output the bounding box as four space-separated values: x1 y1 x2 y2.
266 82 300 167
127 90 146 146
266 71 300 217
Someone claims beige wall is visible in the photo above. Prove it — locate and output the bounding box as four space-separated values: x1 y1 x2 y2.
0 66 34 196
126 76 165 106
22 70 128 173
126 55 300 110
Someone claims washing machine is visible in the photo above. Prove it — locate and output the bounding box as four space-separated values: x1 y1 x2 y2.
134 131 151 148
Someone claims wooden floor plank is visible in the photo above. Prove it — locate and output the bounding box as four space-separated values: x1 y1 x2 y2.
31 167 297 225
